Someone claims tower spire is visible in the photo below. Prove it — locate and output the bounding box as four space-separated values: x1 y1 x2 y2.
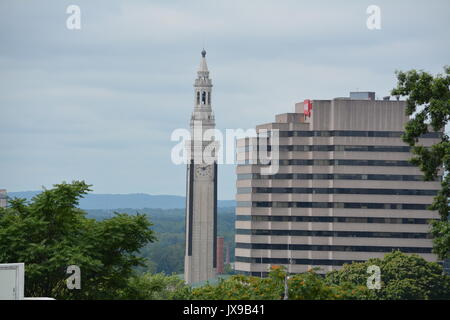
198 49 209 73
192 49 214 125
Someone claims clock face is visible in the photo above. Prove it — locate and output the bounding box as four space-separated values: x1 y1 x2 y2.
195 165 212 178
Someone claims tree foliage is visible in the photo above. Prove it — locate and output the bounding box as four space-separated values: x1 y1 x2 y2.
326 251 450 300
0 181 156 299
3 182 450 300
391 66 450 259
88 207 236 275
122 272 191 300
191 266 368 300
191 252 450 300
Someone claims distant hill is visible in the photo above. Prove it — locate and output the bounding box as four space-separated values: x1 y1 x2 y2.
7 191 235 210
84 207 236 275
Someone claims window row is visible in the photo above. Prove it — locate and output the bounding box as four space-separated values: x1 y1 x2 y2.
279 159 414 166
237 173 428 182
237 145 412 153
235 256 365 266
237 187 438 196
268 130 441 138
196 90 211 105
236 271 269 277
237 159 415 166
235 228 431 239
235 242 433 253
236 201 429 210
235 215 430 224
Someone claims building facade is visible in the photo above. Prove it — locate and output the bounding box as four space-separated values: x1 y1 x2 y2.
184 50 218 284
0 189 7 208
235 92 442 276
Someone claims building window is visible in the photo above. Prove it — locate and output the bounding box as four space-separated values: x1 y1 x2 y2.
202 91 206 104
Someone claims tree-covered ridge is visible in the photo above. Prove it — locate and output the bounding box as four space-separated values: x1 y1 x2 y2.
7 191 236 210
86 207 236 275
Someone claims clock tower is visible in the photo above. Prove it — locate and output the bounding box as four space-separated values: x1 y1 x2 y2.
184 49 218 284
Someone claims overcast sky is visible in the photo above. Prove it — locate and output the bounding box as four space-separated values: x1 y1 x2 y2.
0 0 449 199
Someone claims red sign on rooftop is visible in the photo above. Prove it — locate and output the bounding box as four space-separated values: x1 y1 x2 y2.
303 99 312 117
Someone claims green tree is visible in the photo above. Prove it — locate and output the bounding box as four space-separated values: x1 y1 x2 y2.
288 269 368 300
122 272 191 299
0 181 156 299
141 234 185 274
191 266 367 300
191 269 283 300
223 263 235 275
192 252 450 300
391 66 450 259
326 251 450 300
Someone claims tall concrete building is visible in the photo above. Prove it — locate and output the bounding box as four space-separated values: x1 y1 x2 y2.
0 189 7 208
235 92 442 276
184 50 217 284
